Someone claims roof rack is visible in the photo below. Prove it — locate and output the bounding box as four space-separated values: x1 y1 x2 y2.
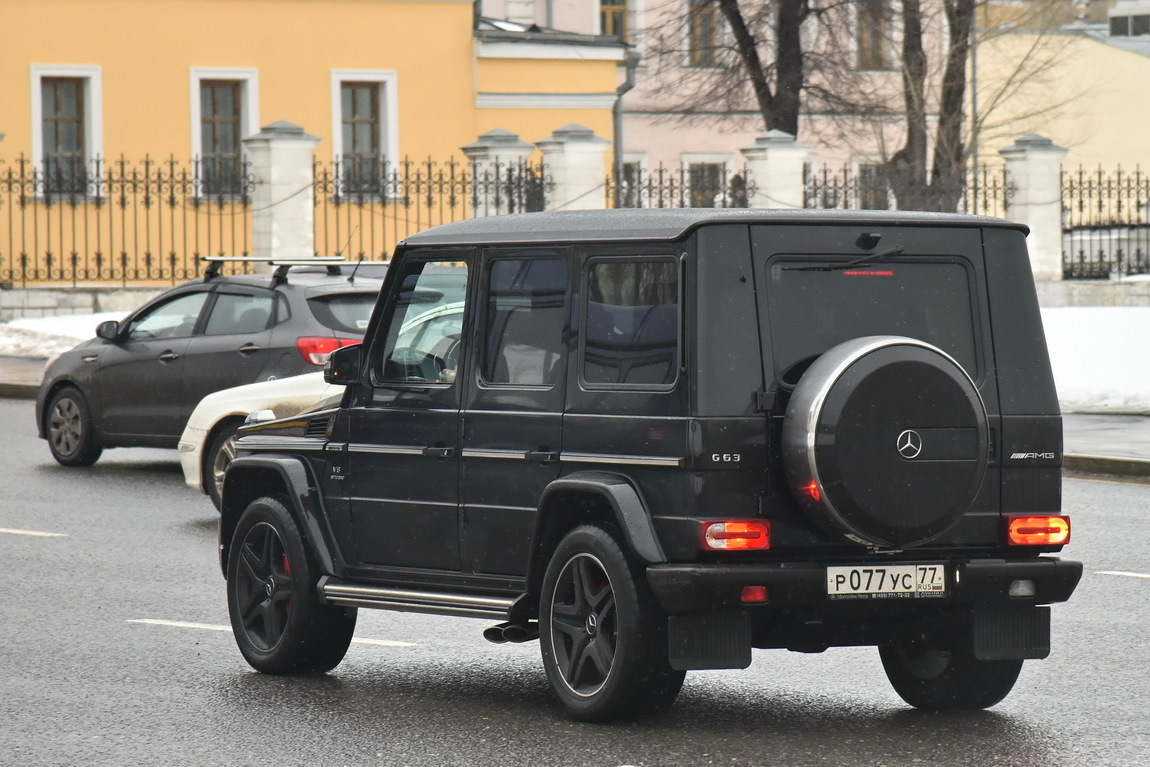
201 256 346 281
201 256 388 285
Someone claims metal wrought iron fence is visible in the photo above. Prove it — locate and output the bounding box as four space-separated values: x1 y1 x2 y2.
314 157 547 259
606 164 752 209
802 163 1011 218
0 155 253 286
1061 166 1150 279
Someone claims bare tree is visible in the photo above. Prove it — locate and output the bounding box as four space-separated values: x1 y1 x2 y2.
638 0 1078 212
883 0 974 211
640 0 873 135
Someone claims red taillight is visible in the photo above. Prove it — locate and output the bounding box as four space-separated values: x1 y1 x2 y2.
740 585 769 603
701 520 770 551
1007 515 1071 546
803 480 821 502
297 337 358 365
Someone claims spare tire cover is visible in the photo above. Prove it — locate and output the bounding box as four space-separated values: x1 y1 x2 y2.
782 336 988 549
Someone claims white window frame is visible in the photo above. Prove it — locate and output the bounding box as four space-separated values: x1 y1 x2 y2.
189 67 260 196
852 156 894 210
853 0 898 72
619 153 647 207
680 152 733 208
331 70 400 168
30 64 103 196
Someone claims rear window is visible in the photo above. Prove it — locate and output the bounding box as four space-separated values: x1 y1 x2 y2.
765 258 977 383
308 293 377 334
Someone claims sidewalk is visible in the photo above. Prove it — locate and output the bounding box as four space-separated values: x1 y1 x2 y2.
0 356 48 399
4 354 1149 477
1061 413 1150 477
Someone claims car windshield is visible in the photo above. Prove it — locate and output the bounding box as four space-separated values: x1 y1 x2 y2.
308 293 377 334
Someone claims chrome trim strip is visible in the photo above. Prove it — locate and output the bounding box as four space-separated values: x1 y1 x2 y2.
320 581 515 620
348 443 425 456
461 449 528 460
237 438 326 452
561 452 683 468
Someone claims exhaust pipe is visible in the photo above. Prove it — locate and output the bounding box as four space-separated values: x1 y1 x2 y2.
482 621 540 644
501 622 539 643
483 622 512 644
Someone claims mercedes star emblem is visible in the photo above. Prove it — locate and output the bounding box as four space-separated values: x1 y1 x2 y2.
897 429 923 459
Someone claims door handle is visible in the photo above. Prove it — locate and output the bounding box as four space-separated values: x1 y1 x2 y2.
422 446 456 459
238 343 263 356
159 351 180 362
527 450 559 463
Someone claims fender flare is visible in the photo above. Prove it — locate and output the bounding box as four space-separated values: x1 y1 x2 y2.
526 471 666 596
218 454 341 578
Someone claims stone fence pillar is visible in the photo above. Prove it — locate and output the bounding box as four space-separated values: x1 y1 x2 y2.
535 124 611 211
999 134 1067 282
740 130 810 210
462 129 537 216
242 120 321 262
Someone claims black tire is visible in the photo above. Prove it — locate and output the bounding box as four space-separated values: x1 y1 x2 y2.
226 496 356 674
880 634 1023 710
539 524 685 721
205 420 243 511
46 387 103 466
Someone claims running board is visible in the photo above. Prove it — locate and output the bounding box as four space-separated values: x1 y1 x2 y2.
318 577 515 620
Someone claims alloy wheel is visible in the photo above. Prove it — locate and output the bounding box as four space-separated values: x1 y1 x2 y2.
211 432 239 501
49 397 83 457
548 552 618 697
234 521 294 652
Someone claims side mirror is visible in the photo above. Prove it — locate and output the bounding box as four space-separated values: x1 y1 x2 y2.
324 343 362 385
96 320 120 341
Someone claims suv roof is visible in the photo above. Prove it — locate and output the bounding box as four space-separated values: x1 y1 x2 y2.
402 208 1028 247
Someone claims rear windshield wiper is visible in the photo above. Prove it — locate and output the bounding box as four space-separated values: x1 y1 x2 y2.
784 246 905 272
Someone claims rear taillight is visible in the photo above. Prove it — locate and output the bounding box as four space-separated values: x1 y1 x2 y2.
1007 515 1071 546
701 520 770 551
297 337 359 365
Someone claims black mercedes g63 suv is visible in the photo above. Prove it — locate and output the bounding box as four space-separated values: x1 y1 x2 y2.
219 209 1081 721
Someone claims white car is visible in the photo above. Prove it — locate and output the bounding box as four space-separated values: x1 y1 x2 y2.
178 372 343 510
179 298 467 510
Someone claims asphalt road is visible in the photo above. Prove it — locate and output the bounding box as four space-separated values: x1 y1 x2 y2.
2 397 1147 766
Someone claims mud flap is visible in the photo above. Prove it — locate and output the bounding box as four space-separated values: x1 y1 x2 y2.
973 605 1051 660
668 611 752 670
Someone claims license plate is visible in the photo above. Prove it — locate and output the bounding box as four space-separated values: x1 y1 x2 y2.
826 564 947 600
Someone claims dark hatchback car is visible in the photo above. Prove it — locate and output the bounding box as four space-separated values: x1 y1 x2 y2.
219 210 1081 721
36 259 383 467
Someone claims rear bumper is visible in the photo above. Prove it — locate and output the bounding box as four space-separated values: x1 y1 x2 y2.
646 556 1082 614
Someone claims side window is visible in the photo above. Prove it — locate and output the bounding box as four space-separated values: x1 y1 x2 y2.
126 292 210 341
379 261 469 384
583 258 680 388
273 293 290 326
203 292 274 335
482 258 568 386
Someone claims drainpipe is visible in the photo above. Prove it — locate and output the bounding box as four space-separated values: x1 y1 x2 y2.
613 48 641 209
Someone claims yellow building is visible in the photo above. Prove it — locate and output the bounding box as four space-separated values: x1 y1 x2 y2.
975 26 1150 172
0 0 624 283
1 0 622 169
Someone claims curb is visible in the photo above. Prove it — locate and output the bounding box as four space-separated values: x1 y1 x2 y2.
1064 454 1150 478
0 382 38 399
